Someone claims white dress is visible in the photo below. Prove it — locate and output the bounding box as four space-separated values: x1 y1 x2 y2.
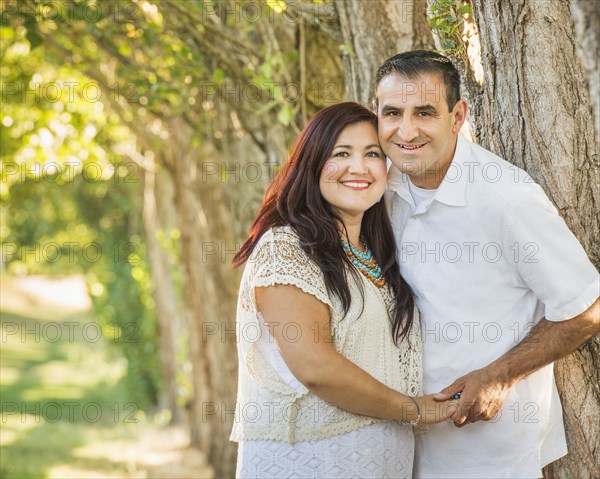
231 227 422 478
236 421 413 479
235 313 415 479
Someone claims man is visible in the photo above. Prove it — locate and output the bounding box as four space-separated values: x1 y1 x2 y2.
375 50 600 478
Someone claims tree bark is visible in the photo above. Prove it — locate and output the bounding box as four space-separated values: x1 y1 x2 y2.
334 0 415 104
458 2 600 477
570 0 600 140
412 0 437 51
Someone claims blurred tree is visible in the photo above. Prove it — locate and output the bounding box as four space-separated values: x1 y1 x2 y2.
0 24 161 409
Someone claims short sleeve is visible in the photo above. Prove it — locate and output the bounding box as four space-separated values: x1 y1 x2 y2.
248 227 334 309
504 184 599 321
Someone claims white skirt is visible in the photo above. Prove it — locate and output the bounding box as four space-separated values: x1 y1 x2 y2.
236 420 414 479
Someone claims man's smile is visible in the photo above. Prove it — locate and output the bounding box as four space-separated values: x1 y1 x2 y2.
397 142 427 151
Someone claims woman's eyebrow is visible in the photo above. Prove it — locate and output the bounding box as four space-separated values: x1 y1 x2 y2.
333 144 381 149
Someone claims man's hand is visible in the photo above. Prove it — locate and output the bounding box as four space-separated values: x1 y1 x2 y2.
434 300 599 427
434 367 510 427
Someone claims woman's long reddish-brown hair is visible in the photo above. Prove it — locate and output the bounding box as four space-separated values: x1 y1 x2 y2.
232 102 414 343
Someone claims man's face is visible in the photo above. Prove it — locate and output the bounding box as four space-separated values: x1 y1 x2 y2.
376 72 466 189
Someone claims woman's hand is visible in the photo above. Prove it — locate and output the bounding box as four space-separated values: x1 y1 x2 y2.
415 394 459 426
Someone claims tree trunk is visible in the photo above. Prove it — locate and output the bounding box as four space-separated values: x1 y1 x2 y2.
457 2 599 477
142 155 184 424
160 116 237 477
570 0 600 140
335 0 434 105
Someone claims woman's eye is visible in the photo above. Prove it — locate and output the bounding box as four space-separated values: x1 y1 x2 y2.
367 151 382 158
334 151 349 157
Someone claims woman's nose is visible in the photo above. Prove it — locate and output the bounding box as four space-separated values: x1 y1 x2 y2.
347 155 368 174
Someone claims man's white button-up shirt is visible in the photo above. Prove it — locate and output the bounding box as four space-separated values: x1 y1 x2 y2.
386 134 599 478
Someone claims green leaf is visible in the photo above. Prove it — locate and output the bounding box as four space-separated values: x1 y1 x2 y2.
277 103 294 126
457 5 473 16
213 68 224 83
24 29 43 49
438 19 451 30
258 62 273 78
23 17 43 49
339 43 353 55
428 18 438 29
255 101 279 116
266 0 287 13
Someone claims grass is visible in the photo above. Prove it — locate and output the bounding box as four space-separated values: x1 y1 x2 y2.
0 275 212 479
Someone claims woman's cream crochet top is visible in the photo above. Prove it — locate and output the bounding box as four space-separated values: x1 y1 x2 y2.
230 226 422 443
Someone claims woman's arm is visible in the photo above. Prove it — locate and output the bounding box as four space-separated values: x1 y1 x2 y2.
256 283 455 425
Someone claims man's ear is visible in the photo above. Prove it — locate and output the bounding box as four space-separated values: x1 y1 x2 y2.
452 99 468 134
372 98 378 115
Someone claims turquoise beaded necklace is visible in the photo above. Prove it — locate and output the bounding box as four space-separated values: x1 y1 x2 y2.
341 239 386 287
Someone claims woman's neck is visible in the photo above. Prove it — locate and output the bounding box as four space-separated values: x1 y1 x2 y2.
340 218 364 252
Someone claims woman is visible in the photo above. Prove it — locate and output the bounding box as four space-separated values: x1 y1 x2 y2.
230 102 456 478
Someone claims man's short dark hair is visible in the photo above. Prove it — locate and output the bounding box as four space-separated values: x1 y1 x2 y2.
375 50 461 111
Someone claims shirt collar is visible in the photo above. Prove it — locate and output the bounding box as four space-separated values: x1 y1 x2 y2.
387 161 414 207
387 134 472 209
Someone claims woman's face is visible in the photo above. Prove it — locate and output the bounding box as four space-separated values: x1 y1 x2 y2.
319 121 387 223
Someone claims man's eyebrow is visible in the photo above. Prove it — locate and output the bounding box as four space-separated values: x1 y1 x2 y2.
415 104 437 112
379 104 439 114
379 105 400 114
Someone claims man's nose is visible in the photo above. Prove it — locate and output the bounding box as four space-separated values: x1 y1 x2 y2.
396 116 418 141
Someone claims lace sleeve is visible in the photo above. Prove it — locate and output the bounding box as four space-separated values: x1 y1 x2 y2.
248 227 333 309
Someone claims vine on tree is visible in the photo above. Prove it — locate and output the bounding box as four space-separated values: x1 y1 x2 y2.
428 0 473 59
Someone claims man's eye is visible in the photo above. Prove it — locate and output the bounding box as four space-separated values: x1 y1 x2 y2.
417 111 430 117
387 111 400 117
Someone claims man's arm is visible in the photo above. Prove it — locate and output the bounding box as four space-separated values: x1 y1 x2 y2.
256 283 458 424
435 297 600 426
